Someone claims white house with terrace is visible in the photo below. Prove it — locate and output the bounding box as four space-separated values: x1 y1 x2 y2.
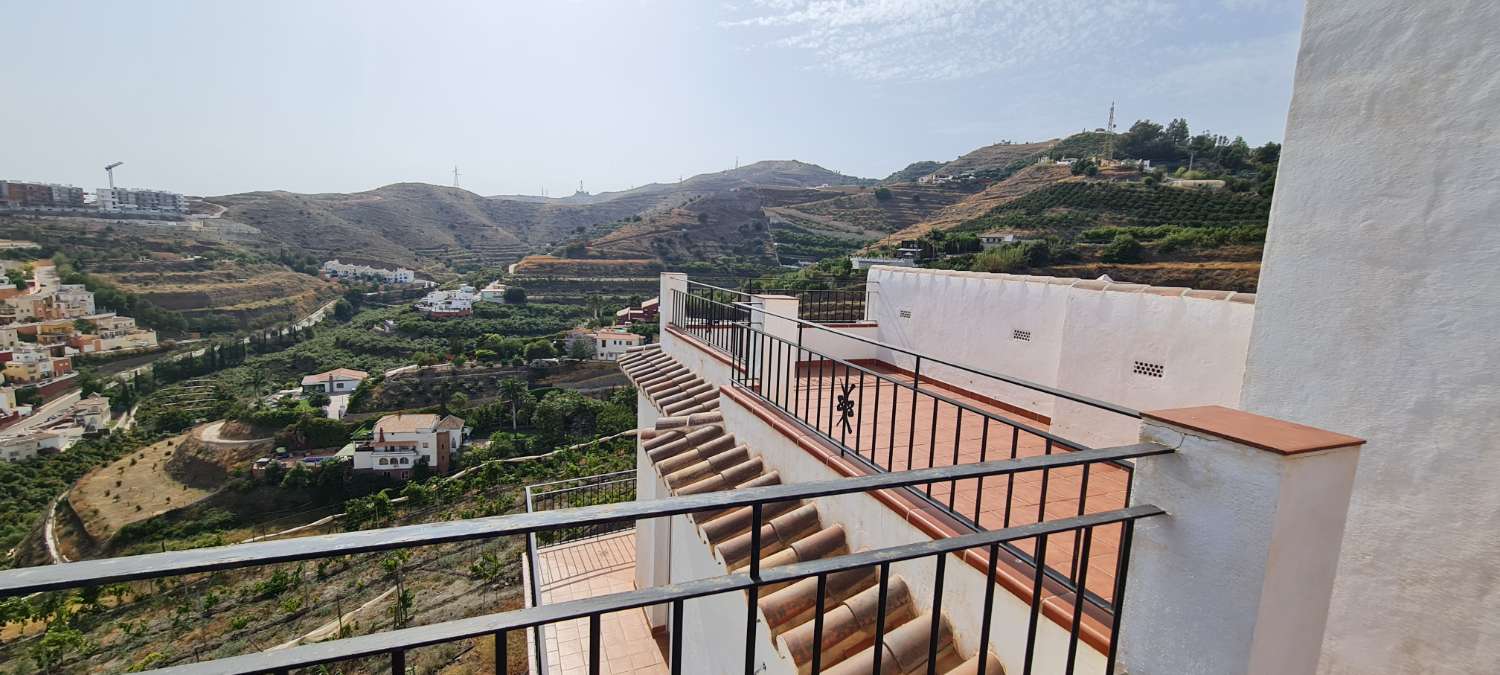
350 412 466 479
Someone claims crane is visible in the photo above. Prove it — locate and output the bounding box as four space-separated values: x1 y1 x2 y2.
104 162 123 189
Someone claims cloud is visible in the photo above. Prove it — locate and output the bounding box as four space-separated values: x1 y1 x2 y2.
723 0 1183 81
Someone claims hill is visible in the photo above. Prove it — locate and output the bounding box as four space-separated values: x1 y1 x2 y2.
926 139 1057 178
211 161 868 275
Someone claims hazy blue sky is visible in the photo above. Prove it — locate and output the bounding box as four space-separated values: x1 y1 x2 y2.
0 1 1305 197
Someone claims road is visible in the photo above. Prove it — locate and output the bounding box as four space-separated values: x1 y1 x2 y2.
43 495 69 564
197 420 273 446
6 389 82 434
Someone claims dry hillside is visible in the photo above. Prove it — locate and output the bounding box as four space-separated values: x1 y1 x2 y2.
929 139 1057 177
875 163 1075 245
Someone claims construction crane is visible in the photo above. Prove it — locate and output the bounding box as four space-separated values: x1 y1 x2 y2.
104 162 123 189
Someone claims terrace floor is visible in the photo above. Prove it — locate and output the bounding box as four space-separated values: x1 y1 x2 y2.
531 531 668 675
782 361 1132 603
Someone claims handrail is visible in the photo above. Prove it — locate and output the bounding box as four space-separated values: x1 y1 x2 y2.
732 298 1142 419
685 279 752 298
525 469 635 494
144 504 1166 675
0 443 1170 597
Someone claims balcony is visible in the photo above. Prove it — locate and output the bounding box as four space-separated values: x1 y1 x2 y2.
0 270 1364 675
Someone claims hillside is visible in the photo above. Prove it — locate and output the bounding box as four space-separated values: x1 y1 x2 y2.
0 216 340 334
874 163 1075 246
211 161 867 275
927 139 1057 178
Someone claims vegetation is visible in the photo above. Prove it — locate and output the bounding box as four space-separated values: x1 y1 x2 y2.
0 429 155 562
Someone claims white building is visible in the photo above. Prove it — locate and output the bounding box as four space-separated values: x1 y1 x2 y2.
351 413 466 478
0 429 71 462
414 285 478 318
479 280 508 303
570 328 645 361
96 187 186 214
54 285 95 316
321 260 416 285
300 367 369 394
849 256 917 270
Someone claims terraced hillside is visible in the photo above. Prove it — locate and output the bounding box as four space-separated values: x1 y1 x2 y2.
95 260 338 330
767 184 973 262
875 163 1075 245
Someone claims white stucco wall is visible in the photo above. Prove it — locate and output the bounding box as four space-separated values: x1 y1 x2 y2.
719 394 1107 675
865 267 1254 448
1239 3 1500 673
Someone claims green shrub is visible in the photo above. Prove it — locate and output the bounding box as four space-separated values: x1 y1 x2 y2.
1100 234 1144 262
972 247 1028 274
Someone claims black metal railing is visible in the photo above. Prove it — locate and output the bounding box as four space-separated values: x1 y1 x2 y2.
523 471 636 675
727 315 1142 614
669 283 751 360
527 471 637 546
0 447 1168 675
756 287 866 324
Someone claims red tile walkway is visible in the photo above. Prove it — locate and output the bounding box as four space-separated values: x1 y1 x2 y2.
531 532 668 675
781 361 1131 604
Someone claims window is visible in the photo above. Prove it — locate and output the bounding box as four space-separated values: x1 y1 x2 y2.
422 442 429 448
378 458 388 465
1133 360 1165 378
400 457 409 465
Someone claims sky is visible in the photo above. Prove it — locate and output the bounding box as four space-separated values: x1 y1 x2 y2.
0 0 1306 197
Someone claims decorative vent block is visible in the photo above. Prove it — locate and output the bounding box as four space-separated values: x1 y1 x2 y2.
1133 360 1165 378
1012 329 1031 342
898 310 912 319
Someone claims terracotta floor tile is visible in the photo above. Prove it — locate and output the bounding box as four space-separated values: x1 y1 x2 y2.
532 532 669 674
786 366 1133 604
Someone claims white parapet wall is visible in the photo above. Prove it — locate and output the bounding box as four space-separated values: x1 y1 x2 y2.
865 266 1255 448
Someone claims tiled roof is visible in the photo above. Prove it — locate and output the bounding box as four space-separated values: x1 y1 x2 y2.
617 345 720 416
632 405 999 674
374 413 441 434
301 368 369 385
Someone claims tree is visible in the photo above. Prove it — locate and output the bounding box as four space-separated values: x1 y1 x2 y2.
873 187 893 201
332 298 354 321
1100 234 1144 263
499 378 528 431
1071 157 1099 176
523 340 556 361
29 624 87 674
569 337 594 360
307 391 330 408
503 286 527 304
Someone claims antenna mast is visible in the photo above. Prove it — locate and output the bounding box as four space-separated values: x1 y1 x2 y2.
1105 101 1117 160
452 165 461 188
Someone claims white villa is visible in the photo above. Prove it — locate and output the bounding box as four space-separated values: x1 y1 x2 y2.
350 413 466 478
321 259 417 285
300 367 369 394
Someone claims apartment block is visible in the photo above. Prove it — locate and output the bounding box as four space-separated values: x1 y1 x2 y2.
96 187 186 214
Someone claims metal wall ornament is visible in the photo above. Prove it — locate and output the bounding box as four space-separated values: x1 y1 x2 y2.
835 381 857 435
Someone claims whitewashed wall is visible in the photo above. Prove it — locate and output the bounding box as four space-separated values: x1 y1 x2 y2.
1240 2 1500 673
866 267 1255 448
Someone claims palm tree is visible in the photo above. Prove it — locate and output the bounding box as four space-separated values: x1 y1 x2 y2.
499 378 527 431
586 294 608 322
